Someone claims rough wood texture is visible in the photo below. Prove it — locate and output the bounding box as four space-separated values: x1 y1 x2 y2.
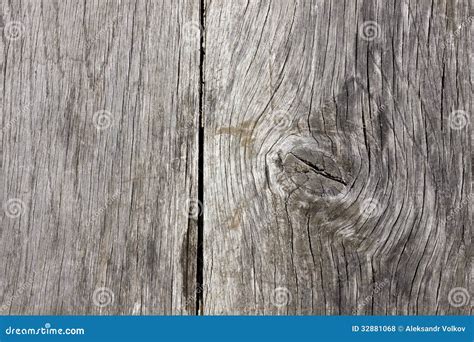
203 0 472 314
1 0 472 316
0 0 200 314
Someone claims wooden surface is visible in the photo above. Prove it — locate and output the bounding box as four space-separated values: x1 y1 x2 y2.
203 0 472 314
1 0 200 314
1 0 472 315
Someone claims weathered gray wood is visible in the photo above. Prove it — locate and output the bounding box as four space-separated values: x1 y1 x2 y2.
203 0 472 314
0 0 200 314
1 0 472 316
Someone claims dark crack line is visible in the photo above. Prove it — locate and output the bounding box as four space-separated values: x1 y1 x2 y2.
290 153 347 186
196 0 205 316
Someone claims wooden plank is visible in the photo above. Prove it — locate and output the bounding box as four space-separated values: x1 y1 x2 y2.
0 0 200 314
203 0 472 314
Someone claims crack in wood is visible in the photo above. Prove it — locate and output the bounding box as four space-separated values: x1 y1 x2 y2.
290 153 347 186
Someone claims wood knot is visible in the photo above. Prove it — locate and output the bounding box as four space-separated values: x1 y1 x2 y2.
268 136 353 202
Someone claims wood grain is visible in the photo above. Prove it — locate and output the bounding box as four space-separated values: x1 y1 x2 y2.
0 0 200 314
203 0 472 314
0 0 472 316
